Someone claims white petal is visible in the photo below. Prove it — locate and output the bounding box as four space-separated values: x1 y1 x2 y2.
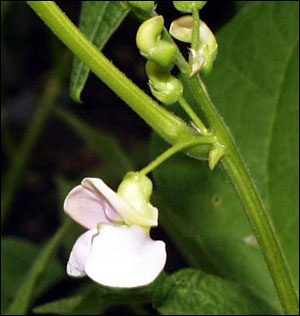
67 228 97 277
85 225 166 288
64 178 122 229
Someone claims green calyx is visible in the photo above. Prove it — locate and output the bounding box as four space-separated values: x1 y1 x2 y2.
173 1 207 13
117 172 158 227
136 16 178 68
146 60 183 105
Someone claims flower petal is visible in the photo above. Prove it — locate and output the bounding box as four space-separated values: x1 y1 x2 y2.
64 178 122 229
85 178 157 227
67 228 97 277
84 225 166 288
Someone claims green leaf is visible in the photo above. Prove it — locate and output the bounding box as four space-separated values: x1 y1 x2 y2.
151 1 299 310
153 269 278 315
70 1 129 102
54 107 133 183
33 296 85 315
5 220 72 315
33 282 155 315
1 238 64 315
267 39 299 285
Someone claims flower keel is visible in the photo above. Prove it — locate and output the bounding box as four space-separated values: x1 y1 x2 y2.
85 224 166 288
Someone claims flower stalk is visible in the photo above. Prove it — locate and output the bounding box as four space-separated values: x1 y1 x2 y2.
178 97 209 136
139 136 216 176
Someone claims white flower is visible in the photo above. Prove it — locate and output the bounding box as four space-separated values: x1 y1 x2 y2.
64 174 166 288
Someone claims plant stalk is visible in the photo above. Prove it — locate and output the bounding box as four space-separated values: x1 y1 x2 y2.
25 1 210 161
184 75 299 315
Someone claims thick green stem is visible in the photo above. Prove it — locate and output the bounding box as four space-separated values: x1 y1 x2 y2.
184 75 299 315
140 136 216 176
25 1 210 161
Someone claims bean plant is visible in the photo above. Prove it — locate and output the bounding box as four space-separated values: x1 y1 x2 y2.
1 1 299 315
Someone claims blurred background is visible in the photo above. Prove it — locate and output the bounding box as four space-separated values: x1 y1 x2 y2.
1 2 249 314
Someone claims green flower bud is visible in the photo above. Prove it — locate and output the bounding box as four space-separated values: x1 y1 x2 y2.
146 60 183 105
117 172 158 227
136 16 178 68
173 1 207 13
128 1 155 12
170 15 217 75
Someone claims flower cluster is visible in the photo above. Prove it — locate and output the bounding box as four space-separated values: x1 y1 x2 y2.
64 172 166 288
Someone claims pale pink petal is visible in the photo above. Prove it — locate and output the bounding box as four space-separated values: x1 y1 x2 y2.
64 178 122 229
85 178 157 227
67 228 97 277
85 225 166 288
81 178 123 222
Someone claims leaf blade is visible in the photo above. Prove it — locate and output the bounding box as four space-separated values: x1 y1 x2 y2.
151 1 299 310
153 269 279 315
33 282 155 315
5 220 72 315
70 1 129 102
1 238 64 315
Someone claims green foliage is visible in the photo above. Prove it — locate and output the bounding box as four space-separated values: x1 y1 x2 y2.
70 1 129 102
153 269 278 315
151 0 299 310
4 220 72 315
32 268 278 315
1 238 64 314
33 282 154 315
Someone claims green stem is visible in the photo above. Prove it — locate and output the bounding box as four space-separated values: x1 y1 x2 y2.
190 8 200 65
140 136 216 176
178 97 209 136
185 75 299 315
25 1 209 161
